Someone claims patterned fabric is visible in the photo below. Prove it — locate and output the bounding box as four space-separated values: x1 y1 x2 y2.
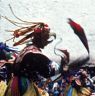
3 45 50 96
5 78 48 96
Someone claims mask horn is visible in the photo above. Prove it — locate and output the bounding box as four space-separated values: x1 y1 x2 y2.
49 32 56 39
47 32 56 44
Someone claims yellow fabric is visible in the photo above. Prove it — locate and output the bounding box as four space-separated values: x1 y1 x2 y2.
23 81 40 96
4 78 13 96
0 81 7 96
72 88 78 96
24 82 49 96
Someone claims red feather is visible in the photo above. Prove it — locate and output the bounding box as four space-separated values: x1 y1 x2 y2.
68 18 89 53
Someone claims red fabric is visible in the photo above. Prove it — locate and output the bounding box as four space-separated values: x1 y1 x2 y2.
11 76 20 96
